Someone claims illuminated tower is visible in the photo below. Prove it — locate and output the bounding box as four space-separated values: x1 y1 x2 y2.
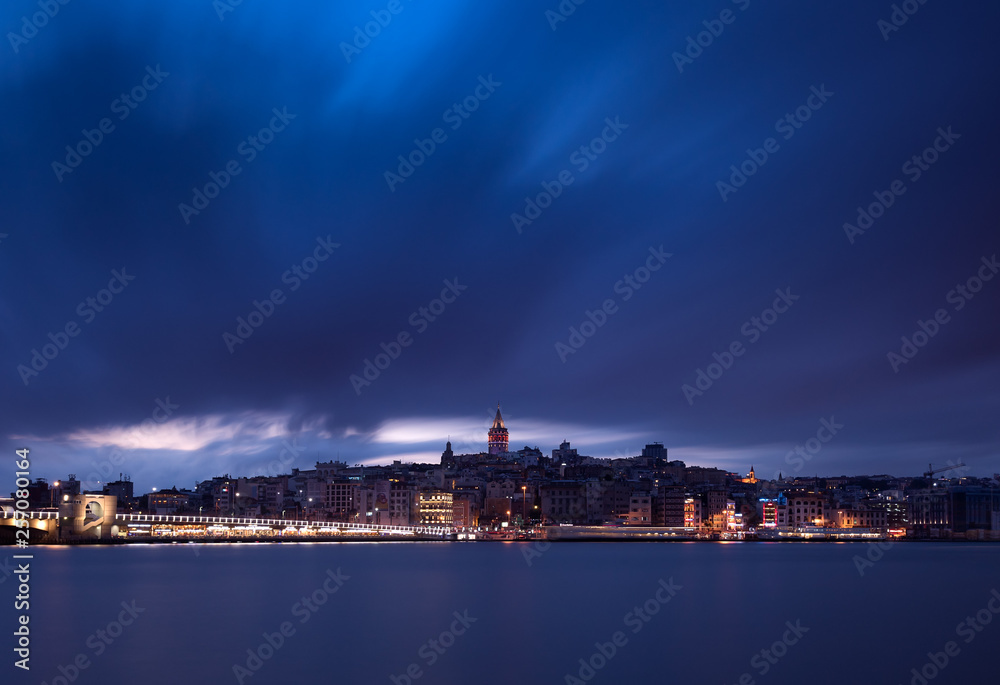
488 405 508 455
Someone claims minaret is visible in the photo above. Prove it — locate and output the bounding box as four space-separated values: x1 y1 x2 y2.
488 404 509 455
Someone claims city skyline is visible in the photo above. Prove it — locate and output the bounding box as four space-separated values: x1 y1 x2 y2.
12 403 987 496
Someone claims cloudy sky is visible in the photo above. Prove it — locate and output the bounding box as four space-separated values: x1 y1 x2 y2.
2 1 998 493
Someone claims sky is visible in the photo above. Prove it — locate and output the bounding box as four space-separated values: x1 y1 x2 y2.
1 0 998 493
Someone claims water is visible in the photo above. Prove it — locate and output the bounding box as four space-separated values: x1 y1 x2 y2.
4 541 998 685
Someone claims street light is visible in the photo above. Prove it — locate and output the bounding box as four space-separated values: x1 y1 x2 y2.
49 480 62 508
521 486 527 527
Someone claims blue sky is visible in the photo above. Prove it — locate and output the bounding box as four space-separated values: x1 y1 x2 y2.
2 0 998 493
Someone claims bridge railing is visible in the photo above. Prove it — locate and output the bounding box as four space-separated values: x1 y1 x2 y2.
114 512 454 536
0 510 58 520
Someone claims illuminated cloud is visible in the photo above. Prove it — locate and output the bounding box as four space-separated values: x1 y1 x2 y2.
42 411 295 453
368 414 648 453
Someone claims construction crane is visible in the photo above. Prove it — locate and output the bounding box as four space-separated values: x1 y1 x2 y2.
924 462 964 481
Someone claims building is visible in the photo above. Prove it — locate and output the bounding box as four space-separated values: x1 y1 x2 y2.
641 443 668 460
452 498 472 528
196 477 237 516
483 496 512 525
628 493 652 525
418 491 454 526
759 495 788 529
324 481 356 520
950 487 1000 533
103 477 134 501
705 490 729 522
652 487 686 527
908 489 951 533
488 405 509 455
787 494 827 527
871 492 909 530
725 500 739 530
683 497 702 528
440 441 455 469
541 482 587 524
387 482 416 526
552 441 579 466
684 466 727 486
834 507 887 531
147 488 192 515
603 481 633 523
315 461 347 479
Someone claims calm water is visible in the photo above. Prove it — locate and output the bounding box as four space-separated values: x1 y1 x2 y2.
4 542 999 685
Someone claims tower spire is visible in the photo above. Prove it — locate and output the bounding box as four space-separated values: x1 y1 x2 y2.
488 403 508 454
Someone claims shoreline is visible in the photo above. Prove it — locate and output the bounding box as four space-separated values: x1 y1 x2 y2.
5 536 997 547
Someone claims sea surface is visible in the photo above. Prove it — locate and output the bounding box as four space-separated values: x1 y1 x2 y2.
3 541 999 685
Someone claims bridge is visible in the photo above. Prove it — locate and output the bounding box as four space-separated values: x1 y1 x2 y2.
1 495 455 542
113 512 455 539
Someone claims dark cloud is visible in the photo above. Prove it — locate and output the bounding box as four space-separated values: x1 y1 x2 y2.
2 0 998 492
